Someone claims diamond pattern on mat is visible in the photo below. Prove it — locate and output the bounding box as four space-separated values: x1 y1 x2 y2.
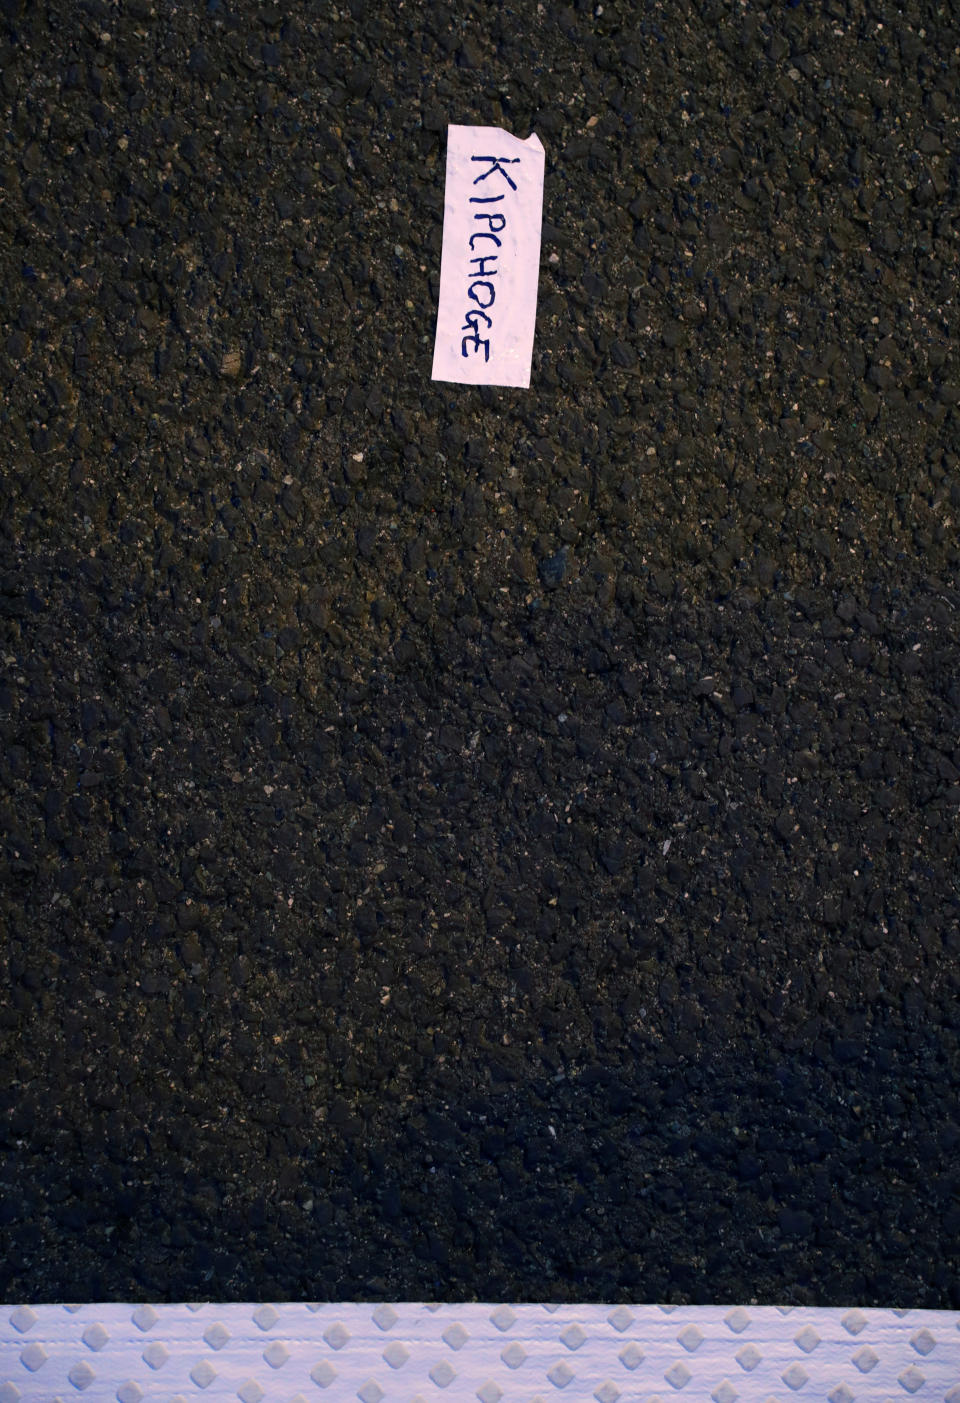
131 1307 158 1334
678 1326 704 1353
665 1361 693 1389
794 1326 820 1354
80 1323 108 1352
781 1362 809 1390
382 1342 409 1369
736 1345 762 1372
323 1321 350 1351
262 1341 289 1369
17 1347 45 1374
547 1360 575 1388
842 1311 869 1336
202 1323 230 1352
853 1345 880 1372
189 1360 216 1389
619 1342 645 1370
0 1304 958 1402
443 1324 469 1351
490 1307 517 1333
607 1309 634 1333
502 1343 527 1369
594 1381 620 1403
141 1341 168 1370
66 1359 95 1390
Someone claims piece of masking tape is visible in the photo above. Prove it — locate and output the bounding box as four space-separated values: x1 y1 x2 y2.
431 124 546 389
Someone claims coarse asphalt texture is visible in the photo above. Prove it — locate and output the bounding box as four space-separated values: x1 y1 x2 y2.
2 0 960 1307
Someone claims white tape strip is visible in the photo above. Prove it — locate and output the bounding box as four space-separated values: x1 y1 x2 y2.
431 124 546 389
2 1303 959 1402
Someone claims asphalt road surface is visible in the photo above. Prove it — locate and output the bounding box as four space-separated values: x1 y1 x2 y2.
1 0 959 1305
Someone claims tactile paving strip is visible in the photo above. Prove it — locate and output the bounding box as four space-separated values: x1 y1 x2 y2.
1 1304 958 1403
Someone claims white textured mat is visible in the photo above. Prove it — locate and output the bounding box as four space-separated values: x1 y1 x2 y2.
1 1304 958 1403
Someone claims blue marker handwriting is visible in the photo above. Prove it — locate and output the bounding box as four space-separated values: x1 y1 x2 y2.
460 155 520 362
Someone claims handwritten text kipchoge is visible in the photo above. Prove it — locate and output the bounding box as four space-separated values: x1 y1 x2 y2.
460 154 522 364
